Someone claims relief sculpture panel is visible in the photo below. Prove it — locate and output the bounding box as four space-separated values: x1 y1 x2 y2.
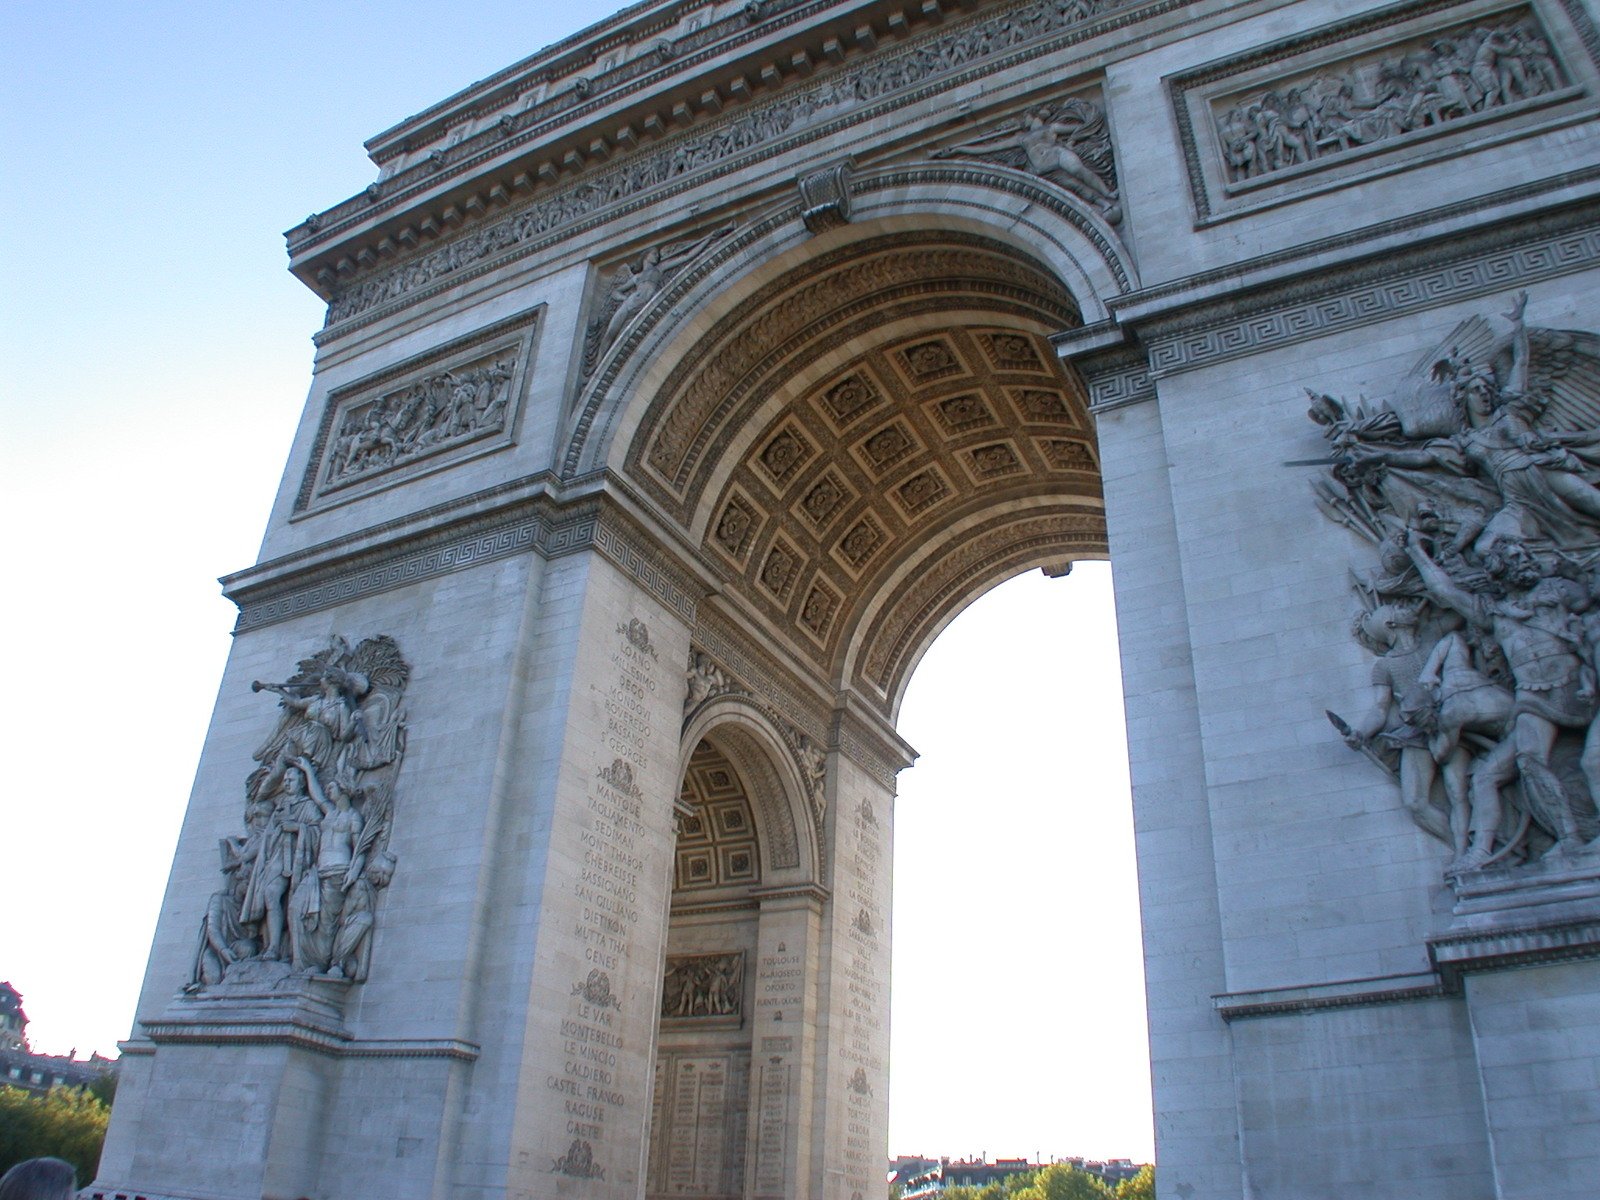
661 952 745 1021
1311 294 1600 875
1169 0 1598 221
1215 10 1566 183
298 310 540 512
187 636 409 992
932 91 1122 224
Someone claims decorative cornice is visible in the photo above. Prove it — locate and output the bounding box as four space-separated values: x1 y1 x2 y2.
293 0 830 253
1430 918 1600 989
141 1021 481 1062
310 0 1177 333
832 694 916 790
363 0 764 166
227 484 702 632
1213 972 1448 1021
749 881 832 906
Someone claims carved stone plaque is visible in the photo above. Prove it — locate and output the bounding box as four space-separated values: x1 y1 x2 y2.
297 309 540 512
661 951 745 1023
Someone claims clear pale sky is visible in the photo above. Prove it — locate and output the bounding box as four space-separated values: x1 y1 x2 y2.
2 1 1152 1165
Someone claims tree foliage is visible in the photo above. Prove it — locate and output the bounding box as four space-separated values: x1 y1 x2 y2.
940 1185 1009 1200
1114 1164 1155 1200
0 1086 110 1183
1011 1163 1115 1200
86 1070 118 1108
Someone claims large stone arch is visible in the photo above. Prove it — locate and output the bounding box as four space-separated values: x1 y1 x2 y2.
582 193 1116 725
561 162 1136 483
98 0 1600 1195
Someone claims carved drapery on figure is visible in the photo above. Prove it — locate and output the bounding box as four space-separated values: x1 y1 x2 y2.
1311 294 1600 876
581 224 735 378
660 951 745 1020
187 636 410 992
1216 11 1565 183
932 93 1121 224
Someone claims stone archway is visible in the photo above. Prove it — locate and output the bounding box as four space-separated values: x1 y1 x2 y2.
564 161 1136 485
647 728 820 1199
94 1 1600 1196
597 215 1118 1196
607 219 1113 706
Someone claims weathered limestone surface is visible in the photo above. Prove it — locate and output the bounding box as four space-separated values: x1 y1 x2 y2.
95 0 1600 1196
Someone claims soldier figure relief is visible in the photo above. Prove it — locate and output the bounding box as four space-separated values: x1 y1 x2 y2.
1314 294 1600 874
187 635 410 991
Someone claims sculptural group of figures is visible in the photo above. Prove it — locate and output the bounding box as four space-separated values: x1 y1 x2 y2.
1219 15 1562 182
933 95 1122 223
1315 294 1600 875
327 355 515 484
660 953 744 1019
189 636 410 990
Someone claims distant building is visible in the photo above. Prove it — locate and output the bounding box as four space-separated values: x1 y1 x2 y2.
1062 1156 1143 1188
0 981 115 1095
0 982 26 1050
893 1153 1148 1196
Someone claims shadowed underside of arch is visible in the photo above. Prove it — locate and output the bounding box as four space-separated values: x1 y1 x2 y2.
623 228 1110 714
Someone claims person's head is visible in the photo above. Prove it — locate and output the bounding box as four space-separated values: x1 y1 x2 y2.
326 777 355 811
0 1157 77 1200
1353 601 1421 654
368 851 397 889
1485 540 1543 590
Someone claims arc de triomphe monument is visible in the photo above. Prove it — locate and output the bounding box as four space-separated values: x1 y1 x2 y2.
92 0 1600 1197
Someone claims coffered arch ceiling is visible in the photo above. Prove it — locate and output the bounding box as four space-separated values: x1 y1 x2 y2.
623 228 1109 715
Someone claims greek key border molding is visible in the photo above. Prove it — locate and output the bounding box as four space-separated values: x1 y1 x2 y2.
231 509 552 632
1077 345 1156 413
592 507 701 623
832 709 909 791
1142 210 1600 378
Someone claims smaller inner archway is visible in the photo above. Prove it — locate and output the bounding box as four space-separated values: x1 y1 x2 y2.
647 734 818 1199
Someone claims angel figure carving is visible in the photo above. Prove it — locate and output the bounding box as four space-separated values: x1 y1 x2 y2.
932 96 1122 223
185 635 410 992
581 223 735 377
1315 294 1600 875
